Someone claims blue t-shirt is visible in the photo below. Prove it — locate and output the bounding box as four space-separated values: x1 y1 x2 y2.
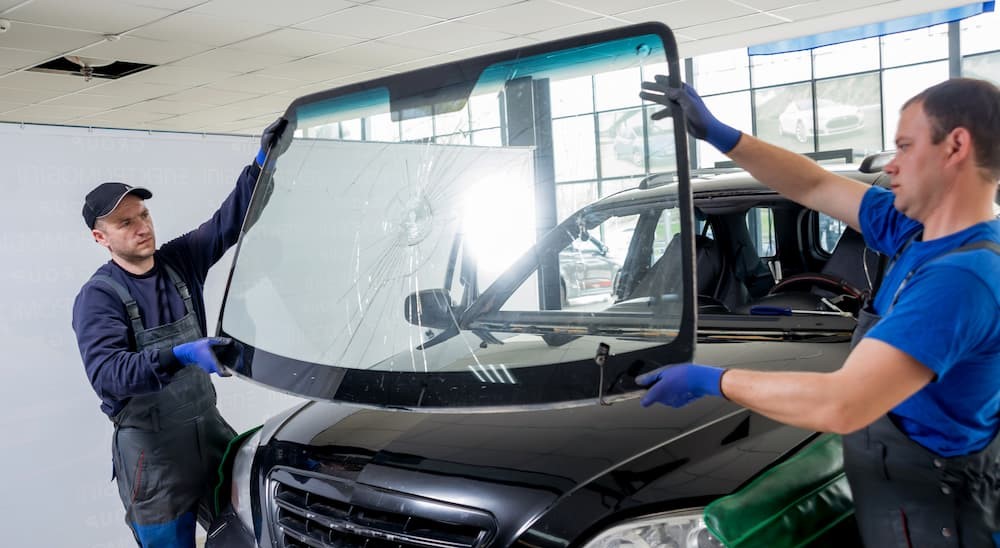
859 186 1000 457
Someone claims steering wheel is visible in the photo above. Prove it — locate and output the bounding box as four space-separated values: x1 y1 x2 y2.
767 273 865 301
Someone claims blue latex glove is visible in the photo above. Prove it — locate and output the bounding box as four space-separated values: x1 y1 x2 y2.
635 364 727 408
255 117 289 166
639 78 742 153
172 337 231 376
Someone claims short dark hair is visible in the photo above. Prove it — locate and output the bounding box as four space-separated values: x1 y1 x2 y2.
903 78 1000 180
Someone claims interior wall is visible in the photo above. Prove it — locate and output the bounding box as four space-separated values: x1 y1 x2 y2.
0 122 305 547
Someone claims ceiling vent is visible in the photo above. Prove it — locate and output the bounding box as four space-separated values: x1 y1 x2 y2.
27 56 156 81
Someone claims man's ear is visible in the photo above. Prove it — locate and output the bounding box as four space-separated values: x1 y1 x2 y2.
945 127 973 167
92 227 110 250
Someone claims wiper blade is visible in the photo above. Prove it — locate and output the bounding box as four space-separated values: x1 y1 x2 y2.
467 318 679 340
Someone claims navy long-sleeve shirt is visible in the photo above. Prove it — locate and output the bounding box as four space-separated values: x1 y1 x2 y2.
72 162 261 418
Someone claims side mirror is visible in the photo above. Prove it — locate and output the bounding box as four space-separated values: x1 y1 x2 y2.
404 289 457 329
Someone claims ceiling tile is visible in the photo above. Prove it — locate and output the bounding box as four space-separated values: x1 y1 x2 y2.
770 0 892 20
0 100 29 113
369 0 522 19
41 93 137 109
4 103 105 119
191 0 354 26
0 21 105 53
83 80 189 99
79 108 174 124
118 65 240 87
450 36 539 59
381 22 514 53
238 113 304 134
119 0 204 10
681 12 785 38
294 5 440 39
0 48 56 71
548 0 684 16
198 119 259 133
0 70 105 92
0 0 25 12
210 102 282 121
323 68 396 87
76 35 214 64
206 73 305 94
621 0 757 27
739 0 823 10
460 2 599 35
54 117 116 129
527 17 627 42
224 94 290 113
132 98 215 115
131 11 278 47
5 0 173 34
160 107 254 126
170 48 297 73
161 86 261 105
0 86 67 103
381 53 461 73
254 58 364 83
314 41 439 67
228 28 361 57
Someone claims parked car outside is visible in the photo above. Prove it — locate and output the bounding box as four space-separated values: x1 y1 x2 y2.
558 235 620 305
777 98 865 143
203 24 879 548
612 111 675 167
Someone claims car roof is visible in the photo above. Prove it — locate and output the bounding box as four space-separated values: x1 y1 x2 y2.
593 163 885 211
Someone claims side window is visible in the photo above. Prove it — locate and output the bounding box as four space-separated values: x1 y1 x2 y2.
746 207 776 257
650 208 681 264
817 213 848 253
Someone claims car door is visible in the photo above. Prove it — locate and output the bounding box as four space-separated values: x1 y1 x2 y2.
215 23 698 409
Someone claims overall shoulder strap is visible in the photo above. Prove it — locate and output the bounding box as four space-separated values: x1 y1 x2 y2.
161 263 195 315
90 275 144 333
889 239 1000 310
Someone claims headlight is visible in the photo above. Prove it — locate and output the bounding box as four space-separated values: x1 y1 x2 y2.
230 428 262 531
581 509 723 548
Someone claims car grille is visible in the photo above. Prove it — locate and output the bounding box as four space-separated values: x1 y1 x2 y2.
826 115 860 130
269 467 496 548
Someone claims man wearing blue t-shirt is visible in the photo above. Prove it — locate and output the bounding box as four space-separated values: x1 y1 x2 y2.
638 77 1000 546
72 118 287 547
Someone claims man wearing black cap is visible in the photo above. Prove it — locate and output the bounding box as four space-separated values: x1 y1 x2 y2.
72 118 287 547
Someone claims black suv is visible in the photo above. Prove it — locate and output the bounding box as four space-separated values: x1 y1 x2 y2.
205 23 884 548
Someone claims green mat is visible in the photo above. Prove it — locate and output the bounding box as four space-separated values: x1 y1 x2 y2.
703 434 855 548
213 425 263 517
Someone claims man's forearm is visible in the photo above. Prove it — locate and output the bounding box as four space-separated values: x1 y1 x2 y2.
721 368 858 434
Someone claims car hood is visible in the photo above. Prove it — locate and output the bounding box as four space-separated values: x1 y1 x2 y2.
263 397 810 546
818 104 860 120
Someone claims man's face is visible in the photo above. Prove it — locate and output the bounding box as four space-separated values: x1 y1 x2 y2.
883 102 949 220
92 195 157 266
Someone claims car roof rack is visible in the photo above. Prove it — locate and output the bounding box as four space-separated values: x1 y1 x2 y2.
637 148 883 191
638 167 744 189
713 148 861 169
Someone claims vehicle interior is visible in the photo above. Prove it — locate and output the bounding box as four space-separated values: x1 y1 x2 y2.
604 165 887 321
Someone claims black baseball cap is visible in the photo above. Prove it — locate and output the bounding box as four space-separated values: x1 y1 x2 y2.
82 182 153 229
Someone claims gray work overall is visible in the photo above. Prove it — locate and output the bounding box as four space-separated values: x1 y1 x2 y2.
94 264 235 543
843 241 1000 547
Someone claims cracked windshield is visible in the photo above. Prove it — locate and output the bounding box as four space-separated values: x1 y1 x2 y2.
221 31 688 398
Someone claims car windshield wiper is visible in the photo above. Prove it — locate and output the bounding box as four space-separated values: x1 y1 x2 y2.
466 310 681 340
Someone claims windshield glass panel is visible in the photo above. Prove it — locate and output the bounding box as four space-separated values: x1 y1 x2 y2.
220 24 694 408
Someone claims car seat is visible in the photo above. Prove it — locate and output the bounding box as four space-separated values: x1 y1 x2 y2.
625 234 731 311
741 228 879 314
